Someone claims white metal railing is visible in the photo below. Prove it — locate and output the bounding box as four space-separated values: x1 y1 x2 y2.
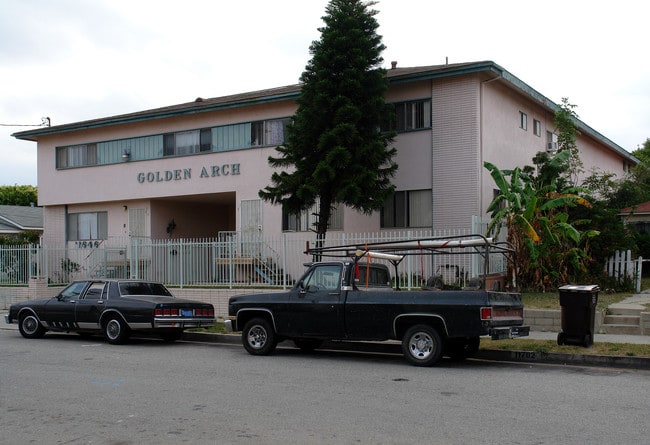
0 227 513 290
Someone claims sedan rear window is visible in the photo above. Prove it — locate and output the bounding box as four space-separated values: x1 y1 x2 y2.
119 282 172 297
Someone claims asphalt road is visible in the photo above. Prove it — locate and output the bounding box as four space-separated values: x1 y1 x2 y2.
2 330 649 445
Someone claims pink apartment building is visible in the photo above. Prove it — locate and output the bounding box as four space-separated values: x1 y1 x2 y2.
13 61 637 247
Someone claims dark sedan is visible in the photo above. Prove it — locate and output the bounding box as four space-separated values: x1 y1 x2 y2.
4 279 215 344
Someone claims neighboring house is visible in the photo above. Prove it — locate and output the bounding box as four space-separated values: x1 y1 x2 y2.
620 201 650 234
0 205 43 237
12 60 638 248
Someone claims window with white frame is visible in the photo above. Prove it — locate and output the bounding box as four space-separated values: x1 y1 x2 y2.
282 202 343 231
533 119 541 137
381 189 432 228
163 129 212 156
56 144 97 168
67 211 108 241
519 111 528 130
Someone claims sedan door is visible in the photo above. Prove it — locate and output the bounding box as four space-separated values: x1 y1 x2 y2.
39 281 90 329
75 281 108 330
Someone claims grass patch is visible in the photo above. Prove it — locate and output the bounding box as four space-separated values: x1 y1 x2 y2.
481 338 650 357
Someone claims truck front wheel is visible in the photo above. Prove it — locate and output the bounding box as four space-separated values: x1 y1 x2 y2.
402 324 443 366
242 318 277 355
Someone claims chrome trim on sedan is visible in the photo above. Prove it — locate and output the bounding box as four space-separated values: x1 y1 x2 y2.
153 317 215 329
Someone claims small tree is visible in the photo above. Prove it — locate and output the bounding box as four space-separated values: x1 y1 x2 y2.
485 151 598 290
259 0 397 245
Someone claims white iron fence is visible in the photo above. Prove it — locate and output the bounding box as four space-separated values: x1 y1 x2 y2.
0 227 509 290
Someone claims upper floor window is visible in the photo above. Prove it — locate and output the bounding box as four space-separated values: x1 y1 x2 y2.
383 99 431 132
546 131 558 152
164 129 212 156
381 189 432 228
519 111 528 130
67 211 107 241
251 119 289 146
56 144 97 168
533 119 542 137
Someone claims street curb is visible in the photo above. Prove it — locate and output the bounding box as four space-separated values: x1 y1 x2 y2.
182 332 650 370
475 349 650 370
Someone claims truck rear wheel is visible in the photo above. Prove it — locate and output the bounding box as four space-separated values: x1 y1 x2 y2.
402 324 443 366
242 318 277 355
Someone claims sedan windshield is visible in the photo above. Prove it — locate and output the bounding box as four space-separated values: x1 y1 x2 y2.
119 282 173 297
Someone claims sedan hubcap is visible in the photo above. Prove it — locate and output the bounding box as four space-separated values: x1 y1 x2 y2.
106 320 120 339
23 316 38 334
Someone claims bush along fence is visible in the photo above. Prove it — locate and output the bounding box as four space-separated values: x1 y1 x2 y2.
0 228 510 291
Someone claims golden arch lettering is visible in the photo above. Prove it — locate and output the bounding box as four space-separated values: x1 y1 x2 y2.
138 164 241 183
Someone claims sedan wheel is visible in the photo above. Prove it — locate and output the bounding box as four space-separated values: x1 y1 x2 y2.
104 316 130 345
18 313 46 339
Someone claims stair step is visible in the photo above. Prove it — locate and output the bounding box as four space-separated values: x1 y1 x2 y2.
608 304 646 316
599 324 642 335
604 314 641 326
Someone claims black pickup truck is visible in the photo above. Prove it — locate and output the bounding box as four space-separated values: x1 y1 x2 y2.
226 235 529 366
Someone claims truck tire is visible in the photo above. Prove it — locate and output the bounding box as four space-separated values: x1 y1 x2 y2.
402 324 443 366
242 318 277 355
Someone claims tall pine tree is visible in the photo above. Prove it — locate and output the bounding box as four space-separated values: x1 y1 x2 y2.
259 0 397 244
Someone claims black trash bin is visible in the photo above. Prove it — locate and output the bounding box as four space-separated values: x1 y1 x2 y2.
557 284 599 347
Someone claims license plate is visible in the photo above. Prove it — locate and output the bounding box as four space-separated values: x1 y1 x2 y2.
181 309 193 317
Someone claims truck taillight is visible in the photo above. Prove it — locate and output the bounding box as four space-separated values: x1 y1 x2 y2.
480 307 492 320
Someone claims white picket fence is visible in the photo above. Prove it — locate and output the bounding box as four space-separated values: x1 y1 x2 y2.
605 250 643 292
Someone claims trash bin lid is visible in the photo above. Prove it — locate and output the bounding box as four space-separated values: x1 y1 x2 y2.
558 284 599 292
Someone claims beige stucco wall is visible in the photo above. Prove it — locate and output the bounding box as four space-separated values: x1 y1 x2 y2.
33 71 633 243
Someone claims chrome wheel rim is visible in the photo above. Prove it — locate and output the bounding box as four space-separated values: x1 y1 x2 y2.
22 316 39 335
408 332 434 360
106 319 121 340
247 325 267 349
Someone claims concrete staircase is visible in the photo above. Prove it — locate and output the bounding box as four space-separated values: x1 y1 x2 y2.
601 303 645 335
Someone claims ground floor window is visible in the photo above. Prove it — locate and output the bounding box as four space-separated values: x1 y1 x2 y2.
381 189 432 228
67 211 108 241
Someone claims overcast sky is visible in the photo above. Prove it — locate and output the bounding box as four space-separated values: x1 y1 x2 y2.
1 0 648 186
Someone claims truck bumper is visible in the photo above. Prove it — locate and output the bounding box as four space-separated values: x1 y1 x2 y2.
489 325 530 340
4 313 12 324
224 319 235 332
